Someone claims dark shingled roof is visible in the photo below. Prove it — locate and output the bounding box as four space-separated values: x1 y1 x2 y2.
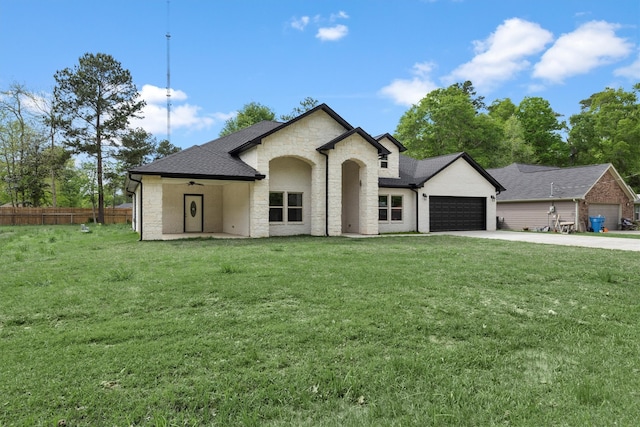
129 103 361 184
128 121 284 180
202 120 282 153
379 152 506 192
487 163 611 201
129 144 262 180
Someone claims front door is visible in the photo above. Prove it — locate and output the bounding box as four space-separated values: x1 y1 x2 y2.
184 194 203 232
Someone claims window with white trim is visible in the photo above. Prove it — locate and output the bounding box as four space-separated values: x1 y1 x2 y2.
635 204 640 221
269 192 303 223
379 195 403 221
380 154 388 169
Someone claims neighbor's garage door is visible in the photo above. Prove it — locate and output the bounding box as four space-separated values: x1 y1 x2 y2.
430 196 486 232
588 204 620 230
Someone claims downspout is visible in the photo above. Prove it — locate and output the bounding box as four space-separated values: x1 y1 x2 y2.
128 173 143 241
410 187 419 233
319 150 329 236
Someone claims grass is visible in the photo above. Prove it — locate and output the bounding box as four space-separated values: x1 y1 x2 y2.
1 225 639 426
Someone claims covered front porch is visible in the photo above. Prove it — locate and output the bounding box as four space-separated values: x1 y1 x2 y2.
133 175 254 240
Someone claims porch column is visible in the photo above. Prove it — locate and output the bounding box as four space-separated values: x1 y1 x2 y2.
311 163 326 236
249 179 269 237
142 175 163 240
326 155 342 236
358 164 379 235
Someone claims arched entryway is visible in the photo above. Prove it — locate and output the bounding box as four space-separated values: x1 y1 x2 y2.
342 160 361 234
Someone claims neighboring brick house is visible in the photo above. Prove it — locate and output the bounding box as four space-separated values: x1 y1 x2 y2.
488 163 636 232
127 104 504 240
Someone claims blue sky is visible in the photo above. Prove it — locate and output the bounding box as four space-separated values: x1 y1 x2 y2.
1 0 639 149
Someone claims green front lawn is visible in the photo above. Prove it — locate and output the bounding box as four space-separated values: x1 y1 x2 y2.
1 225 639 426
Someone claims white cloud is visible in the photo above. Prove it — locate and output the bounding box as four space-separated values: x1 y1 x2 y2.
292 11 349 41
379 62 439 106
614 52 640 79
316 24 349 42
291 16 310 31
446 18 553 92
138 84 187 104
330 11 349 21
533 21 633 83
134 84 232 136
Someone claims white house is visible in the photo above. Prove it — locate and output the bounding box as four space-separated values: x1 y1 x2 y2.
127 104 505 240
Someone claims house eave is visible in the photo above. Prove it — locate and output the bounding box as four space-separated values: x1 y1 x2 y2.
131 171 263 182
497 197 582 203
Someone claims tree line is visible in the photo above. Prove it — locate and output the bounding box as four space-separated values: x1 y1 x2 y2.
2 52 639 222
0 53 180 222
395 81 640 189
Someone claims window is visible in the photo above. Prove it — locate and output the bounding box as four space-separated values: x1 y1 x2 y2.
379 194 403 221
270 191 303 223
287 193 303 222
378 195 388 221
380 154 388 169
269 192 284 222
391 195 403 221
635 204 640 221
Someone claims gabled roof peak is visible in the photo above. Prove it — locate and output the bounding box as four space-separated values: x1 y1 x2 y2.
316 127 391 155
374 133 407 152
229 104 354 156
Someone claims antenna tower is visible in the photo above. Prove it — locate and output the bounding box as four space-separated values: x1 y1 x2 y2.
166 0 171 143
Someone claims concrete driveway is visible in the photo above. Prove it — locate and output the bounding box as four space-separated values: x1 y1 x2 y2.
440 230 640 252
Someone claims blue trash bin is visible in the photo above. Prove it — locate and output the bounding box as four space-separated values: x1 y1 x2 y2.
590 216 605 232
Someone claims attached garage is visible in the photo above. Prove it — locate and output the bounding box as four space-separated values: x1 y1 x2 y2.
588 204 620 231
430 196 486 231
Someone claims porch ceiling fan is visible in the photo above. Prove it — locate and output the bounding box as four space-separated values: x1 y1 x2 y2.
187 181 204 186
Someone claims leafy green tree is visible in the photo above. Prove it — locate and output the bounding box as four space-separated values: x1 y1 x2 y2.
52 52 145 223
219 102 276 137
279 97 319 121
115 128 157 170
104 161 127 207
154 139 181 160
55 160 87 207
516 97 567 165
0 83 50 206
488 98 517 123
568 84 640 188
40 145 72 205
500 115 536 165
30 91 70 207
394 81 502 166
488 98 536 166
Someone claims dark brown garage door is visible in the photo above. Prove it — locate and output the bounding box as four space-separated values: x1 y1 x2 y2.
430 196 486 231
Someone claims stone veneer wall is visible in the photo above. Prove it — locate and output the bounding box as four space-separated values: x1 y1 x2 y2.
251 110 352 237
377 137 400 179
327 134 380 236
141 175 163 240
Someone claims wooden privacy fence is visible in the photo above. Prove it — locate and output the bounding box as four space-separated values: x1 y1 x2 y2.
0 207 132 225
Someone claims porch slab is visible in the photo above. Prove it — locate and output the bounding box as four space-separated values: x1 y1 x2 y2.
161 232 248 240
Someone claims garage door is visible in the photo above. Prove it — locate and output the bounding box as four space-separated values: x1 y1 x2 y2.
588 204 620 230
430 196 486 232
